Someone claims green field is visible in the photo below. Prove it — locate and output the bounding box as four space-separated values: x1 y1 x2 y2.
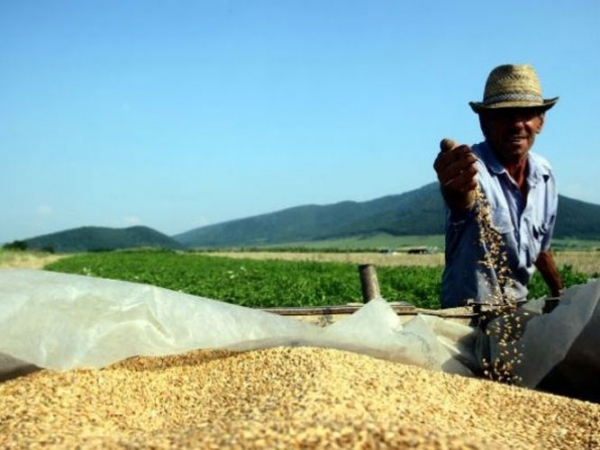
42 249 590 309
552 238 600 251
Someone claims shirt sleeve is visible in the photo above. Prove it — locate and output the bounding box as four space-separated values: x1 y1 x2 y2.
541 175 559 252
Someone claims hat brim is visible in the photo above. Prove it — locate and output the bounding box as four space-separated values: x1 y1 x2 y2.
469 97 559 114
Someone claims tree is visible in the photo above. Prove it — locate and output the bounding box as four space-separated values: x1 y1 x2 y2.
2 240 28 251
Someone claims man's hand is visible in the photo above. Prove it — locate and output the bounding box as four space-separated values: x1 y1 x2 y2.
535 250 564 297
433 138 478 211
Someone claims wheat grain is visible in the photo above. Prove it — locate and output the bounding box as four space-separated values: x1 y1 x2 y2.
1 347 598 449
472 187 529 384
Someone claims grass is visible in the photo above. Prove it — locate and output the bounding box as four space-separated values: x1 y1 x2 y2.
3 245 596 310
38 249 593 310
553 238 600 251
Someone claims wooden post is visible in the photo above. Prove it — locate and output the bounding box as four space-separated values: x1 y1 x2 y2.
358 264 381 303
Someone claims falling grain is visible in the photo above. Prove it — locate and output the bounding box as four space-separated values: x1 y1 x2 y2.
473 186 527 384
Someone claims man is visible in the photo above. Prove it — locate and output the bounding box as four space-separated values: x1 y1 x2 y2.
433 64 564 309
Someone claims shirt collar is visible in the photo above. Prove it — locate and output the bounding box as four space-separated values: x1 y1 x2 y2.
479 140 550 186
479 141 505 175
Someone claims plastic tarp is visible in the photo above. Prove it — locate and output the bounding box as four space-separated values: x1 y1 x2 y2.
511 281 600 393
0 269 476 380
2 269 599 399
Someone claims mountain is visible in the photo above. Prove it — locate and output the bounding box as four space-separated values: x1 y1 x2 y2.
174 182 600 248
23 226 185 253
14 183 600 252
173 183 445 248
553 197 600 239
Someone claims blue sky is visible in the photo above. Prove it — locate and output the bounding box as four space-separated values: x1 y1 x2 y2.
1 0 599 244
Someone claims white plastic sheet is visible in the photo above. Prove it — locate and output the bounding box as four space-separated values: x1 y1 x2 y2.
515 281 600 389
474 279 600 400
0 269 476 379
3 269 598 399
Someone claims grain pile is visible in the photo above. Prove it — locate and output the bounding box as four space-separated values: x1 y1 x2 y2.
1 347 598 449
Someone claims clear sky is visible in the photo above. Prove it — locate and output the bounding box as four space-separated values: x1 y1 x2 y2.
2 0 599 244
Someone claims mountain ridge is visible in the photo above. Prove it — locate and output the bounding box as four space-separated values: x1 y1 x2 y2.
12 182 600 251
20 225 184 253
174 182 600 247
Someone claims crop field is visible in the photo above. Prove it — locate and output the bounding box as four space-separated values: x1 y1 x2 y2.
207 249 600 275
25 249 594 310
40 250 444 309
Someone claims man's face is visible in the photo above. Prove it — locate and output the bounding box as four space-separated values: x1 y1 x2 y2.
479 108 545 164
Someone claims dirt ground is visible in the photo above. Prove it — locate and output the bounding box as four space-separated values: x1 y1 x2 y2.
0 252 67 270
208 251 446 267
209 250 599 276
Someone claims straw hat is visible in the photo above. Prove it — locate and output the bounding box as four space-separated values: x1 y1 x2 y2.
469 64 558 113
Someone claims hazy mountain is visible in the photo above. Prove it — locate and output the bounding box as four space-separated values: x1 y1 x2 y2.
553 197 600 239
173 182 600 248
22 226 185 253
15 183 600 252
173 183 444 248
